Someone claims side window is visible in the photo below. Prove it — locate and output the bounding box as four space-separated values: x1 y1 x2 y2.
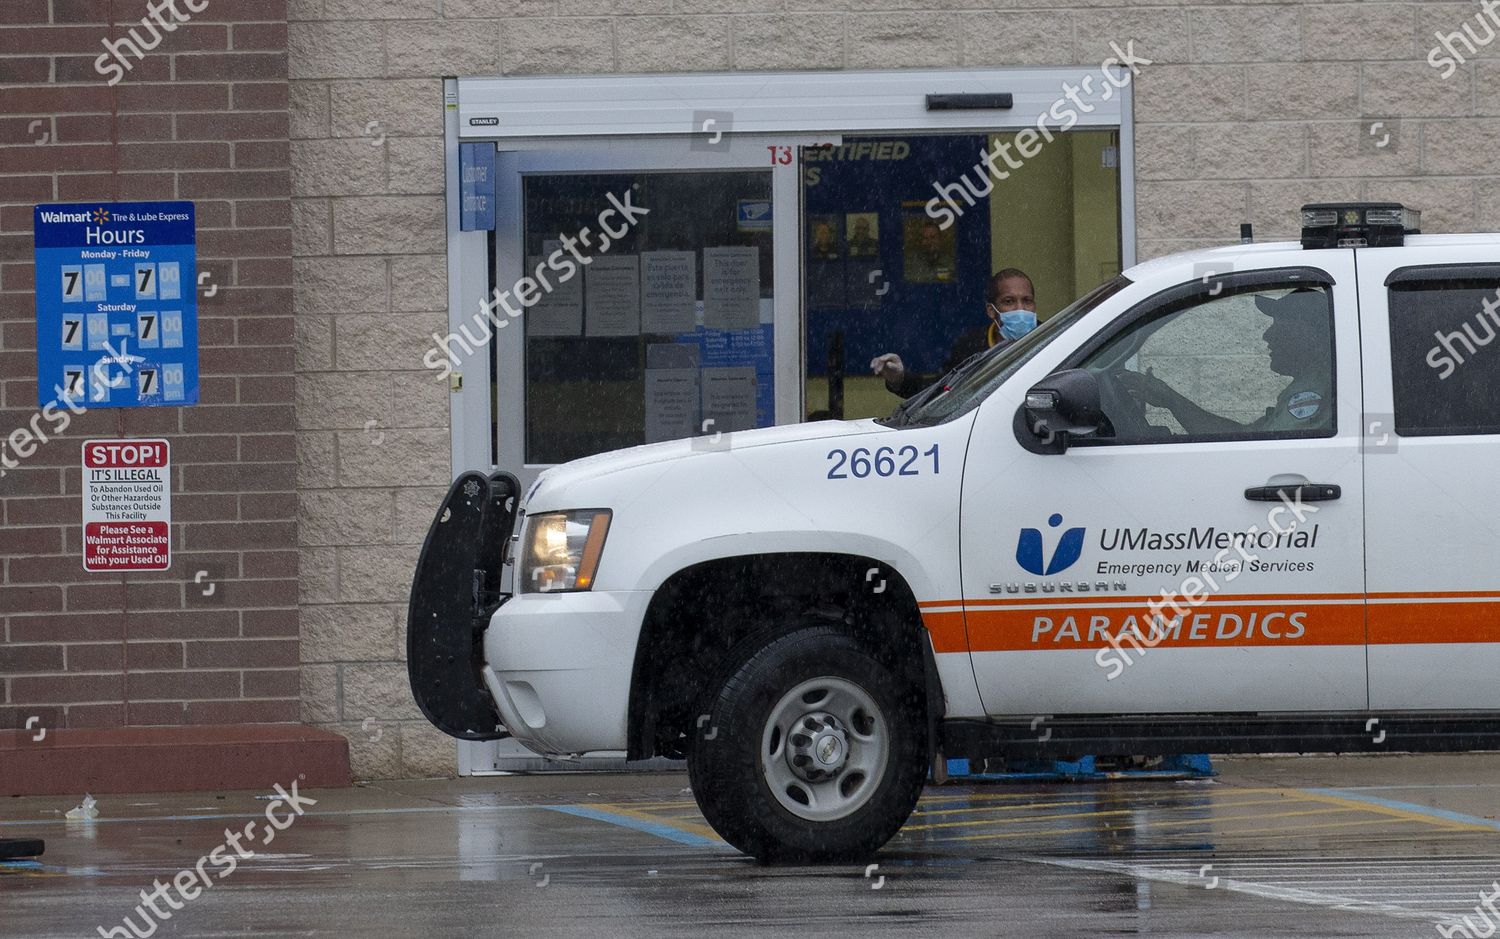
1076 282 1336 444
1389 273 1500 436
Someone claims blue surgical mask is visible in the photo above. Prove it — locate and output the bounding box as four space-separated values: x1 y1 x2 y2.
998 309 1037 341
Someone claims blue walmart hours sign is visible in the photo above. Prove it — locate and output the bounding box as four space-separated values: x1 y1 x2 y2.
33 201 199 409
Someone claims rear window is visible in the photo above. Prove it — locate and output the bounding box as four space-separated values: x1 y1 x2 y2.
1389 269 1500 436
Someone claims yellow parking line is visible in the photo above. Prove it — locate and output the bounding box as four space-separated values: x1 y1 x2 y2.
1197 814 1467 839
596 787 1475 850
931 813 1445 846
1295 790 1491 833
0 863 61 879
918 786 1298 804
610 799 701 810
628 787 1299 812
909 793 1292 820
933 805 1367 843
904 796 1306 832
626 787 1299 812
920 791 1100 803
919 788 1207 804
584 802 724 842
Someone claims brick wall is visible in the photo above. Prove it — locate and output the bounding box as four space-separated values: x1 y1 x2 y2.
0 2 297 732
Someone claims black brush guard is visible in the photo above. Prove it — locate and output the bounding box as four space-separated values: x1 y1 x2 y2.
406 470 521 741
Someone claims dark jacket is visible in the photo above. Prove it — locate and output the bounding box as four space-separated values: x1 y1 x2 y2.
888 324 1008 399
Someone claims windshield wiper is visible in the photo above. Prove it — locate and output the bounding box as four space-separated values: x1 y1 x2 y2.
881 342 1012 427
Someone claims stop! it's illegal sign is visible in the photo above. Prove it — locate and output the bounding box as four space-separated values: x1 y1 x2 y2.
82 438 171 572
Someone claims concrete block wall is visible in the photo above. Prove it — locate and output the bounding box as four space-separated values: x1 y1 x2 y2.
1 1 299 733
288 1 453 779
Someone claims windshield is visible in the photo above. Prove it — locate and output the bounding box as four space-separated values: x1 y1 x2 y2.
881 274 1133 427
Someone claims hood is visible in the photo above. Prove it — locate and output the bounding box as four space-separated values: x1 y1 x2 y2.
530 419 889 501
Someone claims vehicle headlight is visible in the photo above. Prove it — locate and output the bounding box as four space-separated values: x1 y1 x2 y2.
520 509 611 593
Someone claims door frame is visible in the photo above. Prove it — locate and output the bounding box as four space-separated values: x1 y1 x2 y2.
444 68 1138 483
440 68 1137 772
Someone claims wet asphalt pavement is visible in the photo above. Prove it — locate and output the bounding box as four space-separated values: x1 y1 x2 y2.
6 754 1500 937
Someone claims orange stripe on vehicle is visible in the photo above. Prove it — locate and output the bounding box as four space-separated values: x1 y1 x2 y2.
919 592 1500 652
963 592 1366 608
926 591 1500 607
962 602 1366 653
921 610 969 655
1368 601 1500 645
1369 590 1500 600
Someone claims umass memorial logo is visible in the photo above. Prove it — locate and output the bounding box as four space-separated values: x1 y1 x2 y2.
1016 514 1086 576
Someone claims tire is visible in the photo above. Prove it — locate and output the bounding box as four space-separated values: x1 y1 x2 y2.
687 624 927 862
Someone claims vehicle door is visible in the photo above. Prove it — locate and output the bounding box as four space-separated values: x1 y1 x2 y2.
959 251 1368 715
1356 243 1500 710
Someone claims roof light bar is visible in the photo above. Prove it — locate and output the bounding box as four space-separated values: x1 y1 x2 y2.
1301 202 1421 249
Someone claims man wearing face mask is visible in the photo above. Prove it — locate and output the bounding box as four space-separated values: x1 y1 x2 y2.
871 268 1038 399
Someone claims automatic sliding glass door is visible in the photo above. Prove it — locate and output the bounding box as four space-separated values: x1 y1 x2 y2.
493 139 816 489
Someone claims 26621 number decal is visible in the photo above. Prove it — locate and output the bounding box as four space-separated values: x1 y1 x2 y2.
827 445 938 479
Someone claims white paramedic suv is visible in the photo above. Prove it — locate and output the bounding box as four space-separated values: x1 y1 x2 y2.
409 203 1500 861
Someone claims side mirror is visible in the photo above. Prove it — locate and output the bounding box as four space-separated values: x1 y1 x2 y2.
1021 369 1102 452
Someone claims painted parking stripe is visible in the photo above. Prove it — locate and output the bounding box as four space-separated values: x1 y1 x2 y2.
606 785 1487 848
1031 852 1500 929
1 800 722 846
1024 855 1468 928
1304 787 1500 831
900 813 1406 847
937 804 1377 843
909 791 1298 819
904 795 1301 832
546 804 722 847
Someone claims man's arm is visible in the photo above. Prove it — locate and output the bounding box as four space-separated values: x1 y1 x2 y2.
1114 370 1243 434
872 353 929 399
888 368 929 399
876 328 996 399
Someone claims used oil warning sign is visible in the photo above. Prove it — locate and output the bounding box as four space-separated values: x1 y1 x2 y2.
82 438 170 572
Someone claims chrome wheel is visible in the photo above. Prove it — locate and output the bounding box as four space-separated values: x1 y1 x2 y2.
760 676 889 822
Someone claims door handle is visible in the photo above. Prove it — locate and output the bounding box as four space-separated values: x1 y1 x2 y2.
1244 483 1340 502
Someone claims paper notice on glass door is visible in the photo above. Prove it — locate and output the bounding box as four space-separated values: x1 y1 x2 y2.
645 344 700 443
640 251 697 335
525 255 583 336
645 369 700 442
703 246 760 331
585 255 640 337
701 366 757 433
